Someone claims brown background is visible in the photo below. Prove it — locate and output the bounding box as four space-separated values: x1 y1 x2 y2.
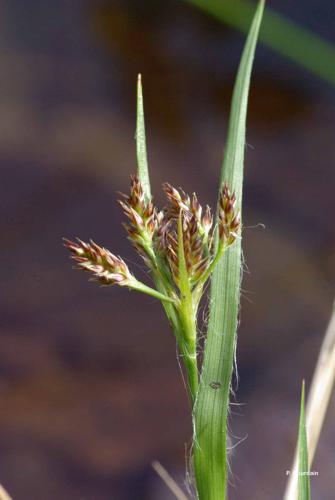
0 1 334 499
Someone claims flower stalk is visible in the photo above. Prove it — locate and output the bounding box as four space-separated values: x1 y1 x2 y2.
64 238 176 303
65 10 264 494
64 175 240 406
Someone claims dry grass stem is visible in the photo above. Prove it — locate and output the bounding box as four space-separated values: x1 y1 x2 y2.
284 299 335 500
0 484 12 500
151 461 189 500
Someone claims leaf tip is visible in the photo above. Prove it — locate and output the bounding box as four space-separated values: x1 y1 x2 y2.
301 379 306 402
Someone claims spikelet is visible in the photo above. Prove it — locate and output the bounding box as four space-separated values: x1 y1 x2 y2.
65 175 239 295
119 175 158 236
158 184 212 287
119 175 161 265
64 238 133 286
218 183 241 246
163 184 213 242
162 183 190 219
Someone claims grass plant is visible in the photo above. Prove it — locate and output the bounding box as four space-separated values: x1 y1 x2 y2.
64 1 334 498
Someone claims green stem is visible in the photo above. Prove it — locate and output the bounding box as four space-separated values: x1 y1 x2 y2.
194 242 226 294
145 243 176 296
180 337 198 406
176 213 199 404
131 280 176 303
135 71 199 409
153 266 199 404
150 269 183 343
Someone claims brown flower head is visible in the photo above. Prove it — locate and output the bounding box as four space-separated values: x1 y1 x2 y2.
162 184 213 244
218 183 241 245
119 175 161 264
64 238 133 286
65 176 240 295
157 184 212 287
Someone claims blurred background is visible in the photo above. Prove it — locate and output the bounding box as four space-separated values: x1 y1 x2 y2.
1 1 334 499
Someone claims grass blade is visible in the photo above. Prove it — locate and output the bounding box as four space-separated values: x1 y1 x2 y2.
182 0 335 87
136 74 151 200
193 1 264 499
134 74 184 369
298 381 311 500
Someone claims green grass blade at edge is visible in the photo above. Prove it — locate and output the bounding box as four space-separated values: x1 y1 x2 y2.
193 2 264 499
298 381 311 500
136 74 151 200
182 0 335 87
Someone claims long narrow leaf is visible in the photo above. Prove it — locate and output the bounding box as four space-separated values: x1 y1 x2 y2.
298 381 311 500
193 1 264 499
182 0 335 87
135 75 182 345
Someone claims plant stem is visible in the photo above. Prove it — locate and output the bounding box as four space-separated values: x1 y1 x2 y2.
132 280 176 303
179 325 198 406
152 461 189 500
195 242 226 293
176 213 199 405
135 72 199 406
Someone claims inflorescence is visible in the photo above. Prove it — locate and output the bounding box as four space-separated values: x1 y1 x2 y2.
65 174 240 402
64 175 240 297
65 174 240 306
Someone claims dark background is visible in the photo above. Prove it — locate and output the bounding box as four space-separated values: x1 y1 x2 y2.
1 1 334 499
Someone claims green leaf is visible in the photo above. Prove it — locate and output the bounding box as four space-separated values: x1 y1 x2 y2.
193 1 264 499
298 381 311 500
135 76 198 403
136 74 151 200
182 0 335 87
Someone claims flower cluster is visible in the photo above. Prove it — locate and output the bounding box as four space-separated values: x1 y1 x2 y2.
118 175 161 260
64 238 134 286
157 184 213 287
218 184 241 246
65 175 240 299
64 174 241 405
